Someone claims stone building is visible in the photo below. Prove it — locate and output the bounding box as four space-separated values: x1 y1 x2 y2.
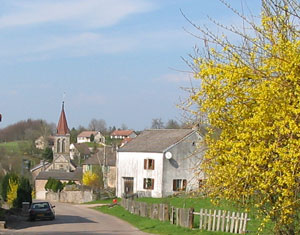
34 103 82 199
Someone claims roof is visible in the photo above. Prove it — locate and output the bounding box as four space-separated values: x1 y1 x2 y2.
78 131 98 138
118 129 195 153
30 161 51 172
36 167 83 181
83 146 116 166
111 130 134 136
74 143 91 155
57 102 69 135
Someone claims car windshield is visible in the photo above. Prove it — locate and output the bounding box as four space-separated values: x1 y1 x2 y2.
31 202 50 209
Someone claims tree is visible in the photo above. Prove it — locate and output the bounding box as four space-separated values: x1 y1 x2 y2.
70 127 79 144
120 123 128 130
188 1 300 234
45 178 64 192
82 165 104 190
165 119 180 129
88 119 107 133
14 177 32 208
42 147 53 161
90 134 95 142
1 173 18 201
6 178 18 207
151 118 164 129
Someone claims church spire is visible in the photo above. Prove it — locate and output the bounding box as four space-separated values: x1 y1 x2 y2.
57 101 69 135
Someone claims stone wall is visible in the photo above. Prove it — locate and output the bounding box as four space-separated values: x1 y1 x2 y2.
46 190 95 204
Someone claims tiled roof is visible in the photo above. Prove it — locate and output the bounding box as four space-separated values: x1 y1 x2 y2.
36 167 83 181
74 143 91 155
83 147 116 166
118 129 195 153
30 161 51 172
111 130 134 136
57 102 69 135
78 131 98 138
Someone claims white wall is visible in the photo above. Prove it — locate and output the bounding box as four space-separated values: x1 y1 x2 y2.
162 132 204 197
116 152 163 198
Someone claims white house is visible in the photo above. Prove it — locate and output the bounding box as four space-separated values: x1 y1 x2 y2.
116 129 205 198
77 131 105 144
110 130 137 139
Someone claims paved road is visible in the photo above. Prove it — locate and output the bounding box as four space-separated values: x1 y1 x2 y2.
0 202 150 235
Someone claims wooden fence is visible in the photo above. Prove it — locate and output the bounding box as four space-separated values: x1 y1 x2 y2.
121 198 250 234
195 209 249 234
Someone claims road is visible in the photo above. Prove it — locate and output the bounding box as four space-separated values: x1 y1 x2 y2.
0 202 150 235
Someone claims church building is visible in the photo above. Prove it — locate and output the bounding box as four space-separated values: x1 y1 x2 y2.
34 103 82 199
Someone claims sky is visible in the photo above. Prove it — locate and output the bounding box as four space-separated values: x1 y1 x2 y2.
0 0 261 131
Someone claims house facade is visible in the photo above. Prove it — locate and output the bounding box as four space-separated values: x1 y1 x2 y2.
116 129 204 198
82 146 116 189
110 130 137 139
77 131 105 144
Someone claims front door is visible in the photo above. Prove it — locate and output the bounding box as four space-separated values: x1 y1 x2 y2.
123 177 134 194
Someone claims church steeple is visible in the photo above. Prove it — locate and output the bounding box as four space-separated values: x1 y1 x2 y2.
57 101 69 135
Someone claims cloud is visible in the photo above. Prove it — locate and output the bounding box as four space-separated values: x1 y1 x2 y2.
0 0 154 29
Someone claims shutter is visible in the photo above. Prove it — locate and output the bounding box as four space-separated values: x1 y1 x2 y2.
144 159 147 169
173 180 176 191
152 160 155 170
151 179 154 190
183 180 187 191
143 178 146 189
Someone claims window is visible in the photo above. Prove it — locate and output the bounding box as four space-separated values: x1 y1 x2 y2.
173 179 187 191
198 179 206 188
144 159 155 170
57 139 60 153
143 178 154 190
62 139 65 153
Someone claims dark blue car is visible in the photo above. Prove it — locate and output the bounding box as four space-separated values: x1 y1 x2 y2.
29 202 55 221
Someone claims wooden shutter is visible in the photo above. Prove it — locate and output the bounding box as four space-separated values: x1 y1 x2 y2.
152 160 155 170
173 180 176 191
143 178 146 189
144 159 147 169
151 179 154 190
183 179 187 191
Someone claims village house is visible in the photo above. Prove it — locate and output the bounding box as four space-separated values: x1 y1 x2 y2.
35 135 54 150
34 103 82 199
69 143 91 164
110 130 137 139
116 129 205 198
77 131 105 144
82 146 116 189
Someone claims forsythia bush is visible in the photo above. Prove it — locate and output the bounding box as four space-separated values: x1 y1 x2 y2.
6 179 18 207
82 171 100 189
190 1 300 234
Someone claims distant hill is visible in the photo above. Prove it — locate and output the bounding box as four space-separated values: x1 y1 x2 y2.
0 119 55 143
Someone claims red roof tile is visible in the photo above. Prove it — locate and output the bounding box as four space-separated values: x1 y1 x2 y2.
111 130 133 136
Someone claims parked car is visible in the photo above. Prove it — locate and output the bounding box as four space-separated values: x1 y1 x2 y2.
29 201 55 221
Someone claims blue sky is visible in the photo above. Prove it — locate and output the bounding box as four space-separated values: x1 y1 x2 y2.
0 0 261 130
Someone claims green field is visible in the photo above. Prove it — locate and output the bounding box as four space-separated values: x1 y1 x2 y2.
94 196 273 234
0 140 32 155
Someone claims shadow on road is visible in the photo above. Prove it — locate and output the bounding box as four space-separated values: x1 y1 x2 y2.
6 214 97 230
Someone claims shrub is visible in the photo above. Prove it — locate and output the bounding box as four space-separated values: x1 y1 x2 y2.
1 173 19 201
14 177 32 208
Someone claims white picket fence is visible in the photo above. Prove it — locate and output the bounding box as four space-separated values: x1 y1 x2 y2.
194 209 250 234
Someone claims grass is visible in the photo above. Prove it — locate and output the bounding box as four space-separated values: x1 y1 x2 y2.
0 140 32 155
136 197 273 234
95 204 227 235
84 198 117 204
92 196 273 234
